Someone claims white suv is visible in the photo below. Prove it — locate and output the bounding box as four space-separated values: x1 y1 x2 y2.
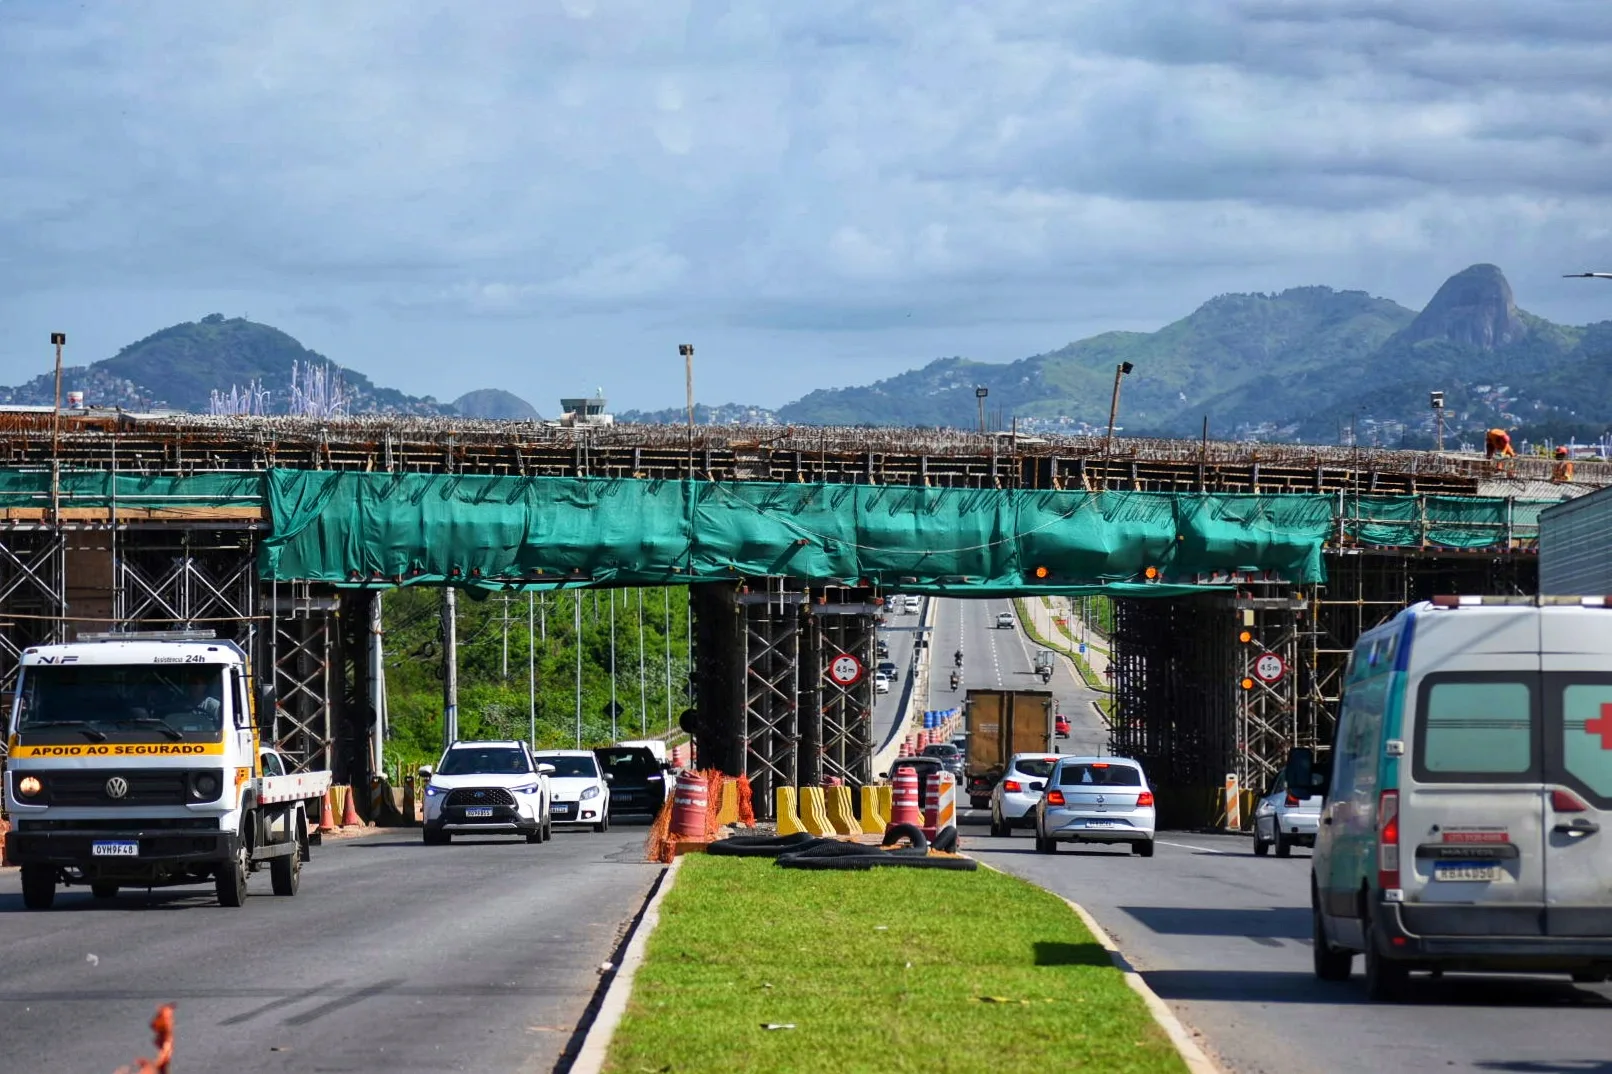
421 740 554 845
533 749 611 832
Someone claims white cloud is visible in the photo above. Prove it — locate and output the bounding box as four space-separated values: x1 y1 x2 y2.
0 0 1609 410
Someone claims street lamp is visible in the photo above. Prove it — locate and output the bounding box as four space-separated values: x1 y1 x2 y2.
1429 390 1445 453
1105 361 1134 452
975 386 989 434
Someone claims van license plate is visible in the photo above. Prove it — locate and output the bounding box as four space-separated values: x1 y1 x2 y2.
1433 862 1501 882
91 841 138 857
464 807 493 818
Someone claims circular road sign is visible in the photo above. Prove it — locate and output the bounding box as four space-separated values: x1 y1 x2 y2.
828 653 864 687
1253 652 1286 684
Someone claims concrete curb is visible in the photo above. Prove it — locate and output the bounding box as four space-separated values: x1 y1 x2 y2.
1061 897 1221 1074
567 855 683 1074
973 861 1219 1074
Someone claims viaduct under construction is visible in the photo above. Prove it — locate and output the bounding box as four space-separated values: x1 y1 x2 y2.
0 412 1595 823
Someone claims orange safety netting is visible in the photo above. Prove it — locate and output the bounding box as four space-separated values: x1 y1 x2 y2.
115 1004 174 1074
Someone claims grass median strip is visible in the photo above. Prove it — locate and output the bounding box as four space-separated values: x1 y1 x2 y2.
603 855 1186 1074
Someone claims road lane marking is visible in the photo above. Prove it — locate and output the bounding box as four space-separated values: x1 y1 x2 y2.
1156 839 1234 855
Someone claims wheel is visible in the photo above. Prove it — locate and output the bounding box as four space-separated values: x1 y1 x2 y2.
526 828 544 843
272 817 306 896
1253 830 1270 856
1364 913 1408 1001
1275 832 1293 858
1034 831 1056 854
1133 840 1155 857
544 815 553 841
990 812 1008 838
215 830 250 908
1313 904 1353 981
594 809 611 834
90 881 119 900
20 865 56 910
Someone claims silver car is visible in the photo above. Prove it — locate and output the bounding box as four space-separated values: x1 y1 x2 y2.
988 753 1059 836
1252 757 1322 857
1034 755 1156 857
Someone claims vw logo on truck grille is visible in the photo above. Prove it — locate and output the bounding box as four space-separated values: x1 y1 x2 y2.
105 776 130 799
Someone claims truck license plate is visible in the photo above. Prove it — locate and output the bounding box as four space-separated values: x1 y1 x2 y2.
91 841 139 857
465 807 494 818
1433 862 1501 882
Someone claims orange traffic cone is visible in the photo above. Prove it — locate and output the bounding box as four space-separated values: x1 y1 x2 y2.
340 784 363 828
319 789 336 833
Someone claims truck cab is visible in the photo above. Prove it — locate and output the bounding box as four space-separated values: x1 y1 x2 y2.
3 633 329 909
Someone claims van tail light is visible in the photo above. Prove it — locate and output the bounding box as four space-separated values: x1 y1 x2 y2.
1285 792 1301 807
1046 790 1066 806
1552 788 1589 813
1002 780 1023 793
1136 790 1155 808
1377 790 1400 892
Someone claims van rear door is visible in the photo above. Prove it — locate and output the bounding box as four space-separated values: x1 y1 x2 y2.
1541 608 1612 938
1402 654 1547 934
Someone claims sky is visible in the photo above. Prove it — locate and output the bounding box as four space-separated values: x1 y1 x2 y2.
2 0 1611 414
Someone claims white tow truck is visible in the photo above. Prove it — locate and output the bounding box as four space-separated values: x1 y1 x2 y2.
2 632 332 909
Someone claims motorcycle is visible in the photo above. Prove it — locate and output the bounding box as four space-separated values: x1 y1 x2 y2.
953 650 964 668
949 670 961 691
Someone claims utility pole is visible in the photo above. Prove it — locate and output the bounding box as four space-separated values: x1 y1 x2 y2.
49 332 65 458
1105 361 1134 452
1430 390 1445 453
573 591 583 748
539 592 546 641
680 343 695 474
609 590 618 741
663 588 672 735
528 590 536 746
441 587 458 748
500 592 510 680
638 588 648 736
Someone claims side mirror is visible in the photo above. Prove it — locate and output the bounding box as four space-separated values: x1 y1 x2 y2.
536 763 555 776
1029 781 1045 793
603 773 614 783
257 683 277 712
417 765 433 779
877 771 889 780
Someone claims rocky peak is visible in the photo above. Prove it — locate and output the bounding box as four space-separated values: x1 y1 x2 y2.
1401 263 1525 349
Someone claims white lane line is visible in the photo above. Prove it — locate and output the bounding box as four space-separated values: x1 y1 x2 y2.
1156 839 1233 855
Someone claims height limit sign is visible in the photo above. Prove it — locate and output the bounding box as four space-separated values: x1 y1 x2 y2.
827 653 864 687
1252 651 1286 685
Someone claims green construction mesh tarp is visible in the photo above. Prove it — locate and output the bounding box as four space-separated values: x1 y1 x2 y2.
0 469 264 508
259 471 1346 591
1345 494 1534 550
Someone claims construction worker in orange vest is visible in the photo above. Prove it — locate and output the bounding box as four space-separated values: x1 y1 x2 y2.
1485 428 1515 460
1553 446 1575 483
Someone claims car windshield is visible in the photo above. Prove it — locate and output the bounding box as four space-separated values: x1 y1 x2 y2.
1013 758 1057 778
439 747 531 776
1058 763 1142 787
536 755 600 779
13 663 227 740
596 748 659 780
923 745 958 758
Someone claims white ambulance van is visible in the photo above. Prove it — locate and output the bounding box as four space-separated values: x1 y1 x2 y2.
1311 596 1612 999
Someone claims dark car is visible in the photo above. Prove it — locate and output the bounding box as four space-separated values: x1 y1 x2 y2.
921 742 966 780
593 746 669 819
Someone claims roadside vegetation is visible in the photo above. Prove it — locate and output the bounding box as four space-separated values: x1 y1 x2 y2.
380 586 692 777
605 856 1186 1074
1013 598 1112 695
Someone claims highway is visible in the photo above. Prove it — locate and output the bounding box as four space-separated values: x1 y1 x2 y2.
0 827 661 1074
931 597 1612 1074
872 596 926 750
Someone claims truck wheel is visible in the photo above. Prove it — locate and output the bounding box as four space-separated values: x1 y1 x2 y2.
216 831 250 908
271 823 303 897
21 865 56 910
91 882 119 899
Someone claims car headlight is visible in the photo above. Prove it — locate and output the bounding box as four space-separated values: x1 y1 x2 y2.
425 783 447 797
17 775 43 798
581 785 600 800
188 770 223 802
511 783 541 795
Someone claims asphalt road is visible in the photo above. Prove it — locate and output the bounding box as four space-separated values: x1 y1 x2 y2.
872 596 925 749
926 596 1107 755
0 826 661 1074
934 596 1612 1073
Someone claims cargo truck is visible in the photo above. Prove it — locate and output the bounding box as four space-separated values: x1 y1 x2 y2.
3 632 331 909
963 689 1057 808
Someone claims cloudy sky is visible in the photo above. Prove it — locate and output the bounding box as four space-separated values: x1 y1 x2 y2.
2 0 1610 412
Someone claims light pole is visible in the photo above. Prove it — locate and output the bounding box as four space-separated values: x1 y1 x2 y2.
1105 362 1134 452
975 386 989 434
680 343 695 472
1429 390 1445 453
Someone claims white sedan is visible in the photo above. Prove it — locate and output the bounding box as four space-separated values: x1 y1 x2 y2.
533 749 612 832
988 753 1059 837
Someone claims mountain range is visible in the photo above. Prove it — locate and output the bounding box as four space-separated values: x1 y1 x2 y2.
7 265 1610 444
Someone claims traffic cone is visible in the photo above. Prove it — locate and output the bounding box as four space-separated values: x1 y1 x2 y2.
340 783 363 828
319 789 336 833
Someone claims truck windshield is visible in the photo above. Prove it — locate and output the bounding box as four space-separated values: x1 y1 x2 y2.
13 664 227 740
